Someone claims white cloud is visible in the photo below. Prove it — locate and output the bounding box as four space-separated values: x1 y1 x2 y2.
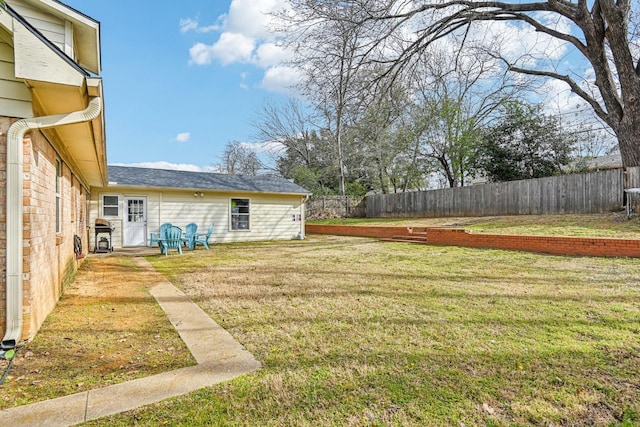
213 32 256 65
259 65 302 95
245 140 284 155
483 19 569 66
179 18 199 33
174 132 191 143
189 43 214 66
189 33 255 66
240 72 249 89
225 0 287 39
183 0 293 94
179 16 223 34
254 42 289 68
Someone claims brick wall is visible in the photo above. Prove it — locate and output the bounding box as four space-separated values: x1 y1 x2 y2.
305 224 640 258
22 130 87 339
0 120 87 342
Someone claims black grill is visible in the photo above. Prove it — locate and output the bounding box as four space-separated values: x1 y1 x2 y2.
94 219 114 253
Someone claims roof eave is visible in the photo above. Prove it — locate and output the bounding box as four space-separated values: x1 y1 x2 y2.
103 183 310 197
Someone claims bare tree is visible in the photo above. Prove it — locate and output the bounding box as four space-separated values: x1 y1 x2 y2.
219 141 263 176
251 98 317 170
333 0 640 167
282 1 377 195
349 82 430 193
406 49 521 187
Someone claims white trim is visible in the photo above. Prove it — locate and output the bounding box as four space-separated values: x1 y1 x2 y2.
229 197 251 231
123 196 147 247
55 158 61 233
101 194 119 218
64 20 73 58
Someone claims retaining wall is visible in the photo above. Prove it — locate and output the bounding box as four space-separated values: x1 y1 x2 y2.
305 224 640 258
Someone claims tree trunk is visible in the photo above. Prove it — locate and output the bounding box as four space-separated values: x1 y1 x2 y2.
375 157 388 194
588 90 640 168
615 108 640 167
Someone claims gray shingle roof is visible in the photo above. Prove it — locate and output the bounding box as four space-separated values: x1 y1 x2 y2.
107 165 311 195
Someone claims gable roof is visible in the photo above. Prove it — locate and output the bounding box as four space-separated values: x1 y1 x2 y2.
2 1 107 187
107 165 311 196
9 0 101 74
5 3 88 78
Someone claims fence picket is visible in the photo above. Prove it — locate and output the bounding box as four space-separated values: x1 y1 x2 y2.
364 168 628 218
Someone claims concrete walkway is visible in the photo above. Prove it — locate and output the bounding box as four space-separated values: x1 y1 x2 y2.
0 258 261 426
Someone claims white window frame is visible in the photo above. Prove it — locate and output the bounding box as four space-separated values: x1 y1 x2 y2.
55 159 62 233
102 195 120 217
230 198 251 231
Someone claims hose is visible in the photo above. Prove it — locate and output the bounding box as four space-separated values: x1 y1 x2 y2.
0 347 18 385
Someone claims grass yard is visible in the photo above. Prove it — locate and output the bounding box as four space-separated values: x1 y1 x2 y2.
87 235 640 426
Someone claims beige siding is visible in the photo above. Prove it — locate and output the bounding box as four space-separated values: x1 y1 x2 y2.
89 187 306 248
89 192 124 250
0 38 32 118
0 43 14 62
9 0 68 53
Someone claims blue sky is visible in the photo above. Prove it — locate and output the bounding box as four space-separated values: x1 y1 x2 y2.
60 1 614 173
62 0 294 172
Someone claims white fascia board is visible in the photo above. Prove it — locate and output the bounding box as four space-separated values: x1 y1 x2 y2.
33 0 99 27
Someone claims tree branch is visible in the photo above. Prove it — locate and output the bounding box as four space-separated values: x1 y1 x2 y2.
508 64 610 123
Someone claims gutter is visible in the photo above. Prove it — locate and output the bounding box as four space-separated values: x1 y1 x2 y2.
2 96 102 350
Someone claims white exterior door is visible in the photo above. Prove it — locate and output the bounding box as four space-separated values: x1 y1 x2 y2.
124 197 147 247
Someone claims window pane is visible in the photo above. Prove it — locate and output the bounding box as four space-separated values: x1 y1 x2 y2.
56 160 61 232
231 199 250 230
56 196 61 233
104 196 118 206
103 206 118 216
56 160 61 194
127 199 145 222
103 196 119 217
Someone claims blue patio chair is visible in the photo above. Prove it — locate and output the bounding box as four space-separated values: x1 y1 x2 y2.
193 223 214 250
181 222 198 250
149 222 172 247
159 226 183 256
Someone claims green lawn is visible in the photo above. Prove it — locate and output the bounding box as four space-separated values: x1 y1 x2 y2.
87 235 640 426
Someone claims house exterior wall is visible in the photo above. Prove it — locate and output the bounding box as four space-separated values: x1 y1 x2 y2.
89 187 306 248
0 33 33 118
9 0 69 54
0 119 88 341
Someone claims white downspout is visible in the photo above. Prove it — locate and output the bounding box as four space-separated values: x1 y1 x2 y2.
2 97 102 350
299 194 309 240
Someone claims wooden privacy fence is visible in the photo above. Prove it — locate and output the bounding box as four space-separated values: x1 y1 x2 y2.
367 167 640 218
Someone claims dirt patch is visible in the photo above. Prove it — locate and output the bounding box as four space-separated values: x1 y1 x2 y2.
0 256 195 409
